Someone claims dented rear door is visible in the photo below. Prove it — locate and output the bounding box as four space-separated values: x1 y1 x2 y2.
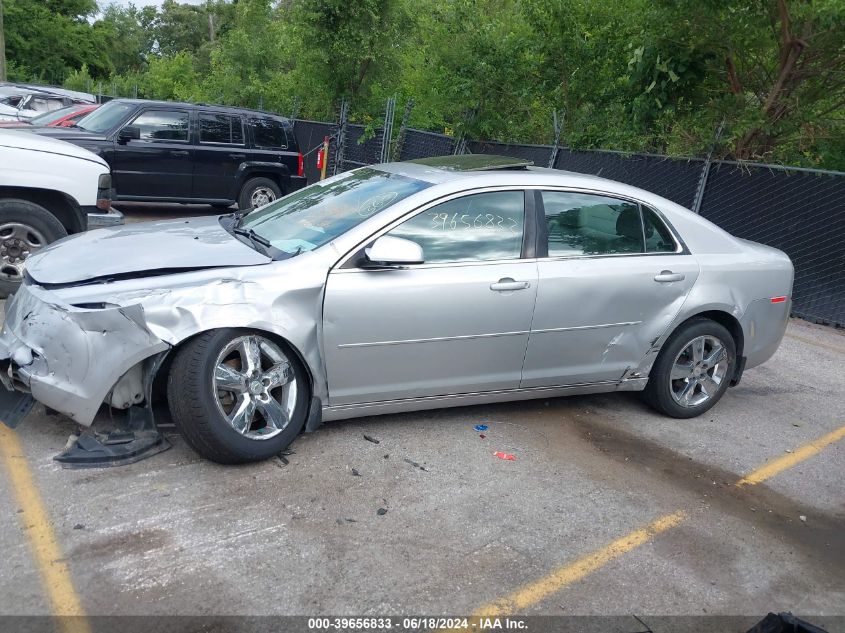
521 254 699 388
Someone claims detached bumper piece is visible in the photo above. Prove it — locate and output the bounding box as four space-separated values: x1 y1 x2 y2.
54 352 171 469
0 387 35 429
54 403 170 469
748 612 830 633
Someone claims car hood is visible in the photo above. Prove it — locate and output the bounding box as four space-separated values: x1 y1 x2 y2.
26 216 271 285
32 127 109 143
0 129 107 166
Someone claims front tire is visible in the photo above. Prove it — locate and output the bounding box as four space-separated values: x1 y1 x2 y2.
0 199 67 298
168 329 309 464
643 318 735 419
237 177 282 211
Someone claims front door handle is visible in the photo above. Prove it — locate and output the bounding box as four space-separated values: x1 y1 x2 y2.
229 153 246 160
490 278 531 292
170 150 190 157
654 270 685 283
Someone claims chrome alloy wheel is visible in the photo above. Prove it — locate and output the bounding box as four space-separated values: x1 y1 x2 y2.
0 222 47 282
212 335 297 440
669 335 730 408
250 186 277 208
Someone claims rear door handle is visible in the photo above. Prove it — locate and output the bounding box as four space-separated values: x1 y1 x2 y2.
170 150 189 157
654 270 685 283
229 153 246 160
490 278 531 292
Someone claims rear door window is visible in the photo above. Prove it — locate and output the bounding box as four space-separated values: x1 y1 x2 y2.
249 117 288 149
642 206 678 253
199 112 245 145
541 191 644 256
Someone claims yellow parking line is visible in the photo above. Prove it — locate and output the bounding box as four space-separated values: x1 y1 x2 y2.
472 423 845 616
474 511 687 616
0 426 90 633
736 424 845 487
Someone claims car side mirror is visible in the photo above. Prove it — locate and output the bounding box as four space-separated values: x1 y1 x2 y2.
118 125 140 143
364 236 424 267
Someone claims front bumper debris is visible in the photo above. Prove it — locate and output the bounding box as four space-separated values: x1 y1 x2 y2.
0 386 35 429
0 280 168 426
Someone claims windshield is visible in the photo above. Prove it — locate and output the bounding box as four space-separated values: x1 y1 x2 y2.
29 105 80 126
241 168 431 255
76 101 135 134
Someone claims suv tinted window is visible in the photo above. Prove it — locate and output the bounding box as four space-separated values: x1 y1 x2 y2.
249 117 287 149
642 206 677 253
132 109 189 141
542 191 644 256
388 191 525 264
200 112 244 144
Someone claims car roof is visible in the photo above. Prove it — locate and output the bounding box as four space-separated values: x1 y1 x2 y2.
377 155 615 187
108 98 292 121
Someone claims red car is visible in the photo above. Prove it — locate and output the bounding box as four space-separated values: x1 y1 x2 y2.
0 103 99 129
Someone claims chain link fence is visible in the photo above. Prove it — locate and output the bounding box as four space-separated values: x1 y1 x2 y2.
699 163 844 326
292 117 843 327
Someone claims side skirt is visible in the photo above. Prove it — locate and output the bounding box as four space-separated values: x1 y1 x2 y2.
321 378 648 423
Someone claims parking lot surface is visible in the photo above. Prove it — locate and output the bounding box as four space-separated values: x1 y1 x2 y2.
0 204 843 624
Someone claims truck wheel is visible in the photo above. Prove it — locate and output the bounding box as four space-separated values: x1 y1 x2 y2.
167 328 309 464
0 199 67 298
238 177 282 211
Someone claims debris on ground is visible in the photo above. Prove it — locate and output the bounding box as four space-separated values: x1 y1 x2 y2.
383 454 389 459
275 455 289 467
479 434 486 439
73 524 84 530
364 434 380 444
403 458 429 472
376 508 388 516
474 424 488 432
351 468 361 477
494 451 516 461
799 515 807 522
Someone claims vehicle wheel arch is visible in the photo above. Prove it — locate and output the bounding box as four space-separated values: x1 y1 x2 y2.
675 309 744 362
235 166 289 192
153 325 315 407
0 186 85 234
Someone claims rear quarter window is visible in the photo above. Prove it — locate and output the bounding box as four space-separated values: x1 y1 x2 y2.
249 117 288 149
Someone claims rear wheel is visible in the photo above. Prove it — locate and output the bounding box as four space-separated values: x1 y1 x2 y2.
237 177 282 211
643 318 735 419
168 329 309 464
0 199 67 298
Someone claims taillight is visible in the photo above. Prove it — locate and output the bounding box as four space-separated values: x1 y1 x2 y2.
297 152 304 177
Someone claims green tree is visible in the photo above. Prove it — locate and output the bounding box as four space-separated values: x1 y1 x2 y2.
4 0 111 81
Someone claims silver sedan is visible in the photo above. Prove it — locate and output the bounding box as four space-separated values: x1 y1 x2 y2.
0 156 793 464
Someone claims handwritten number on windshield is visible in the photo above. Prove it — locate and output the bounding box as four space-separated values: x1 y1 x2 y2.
431 212 518 234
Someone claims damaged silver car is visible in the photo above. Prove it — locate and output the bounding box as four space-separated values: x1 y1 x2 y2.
0 155 794 465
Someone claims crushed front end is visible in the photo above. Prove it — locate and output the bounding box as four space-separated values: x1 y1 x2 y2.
0 280 169 425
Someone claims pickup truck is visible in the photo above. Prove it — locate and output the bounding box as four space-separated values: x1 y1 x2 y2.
0 130 122 297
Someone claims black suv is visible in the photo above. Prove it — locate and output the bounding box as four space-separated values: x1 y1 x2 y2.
34 99 306 210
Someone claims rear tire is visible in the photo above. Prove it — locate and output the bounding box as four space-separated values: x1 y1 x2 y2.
0 199 67 298
643 318 735 419
237 177 282 211
167 329 309 464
